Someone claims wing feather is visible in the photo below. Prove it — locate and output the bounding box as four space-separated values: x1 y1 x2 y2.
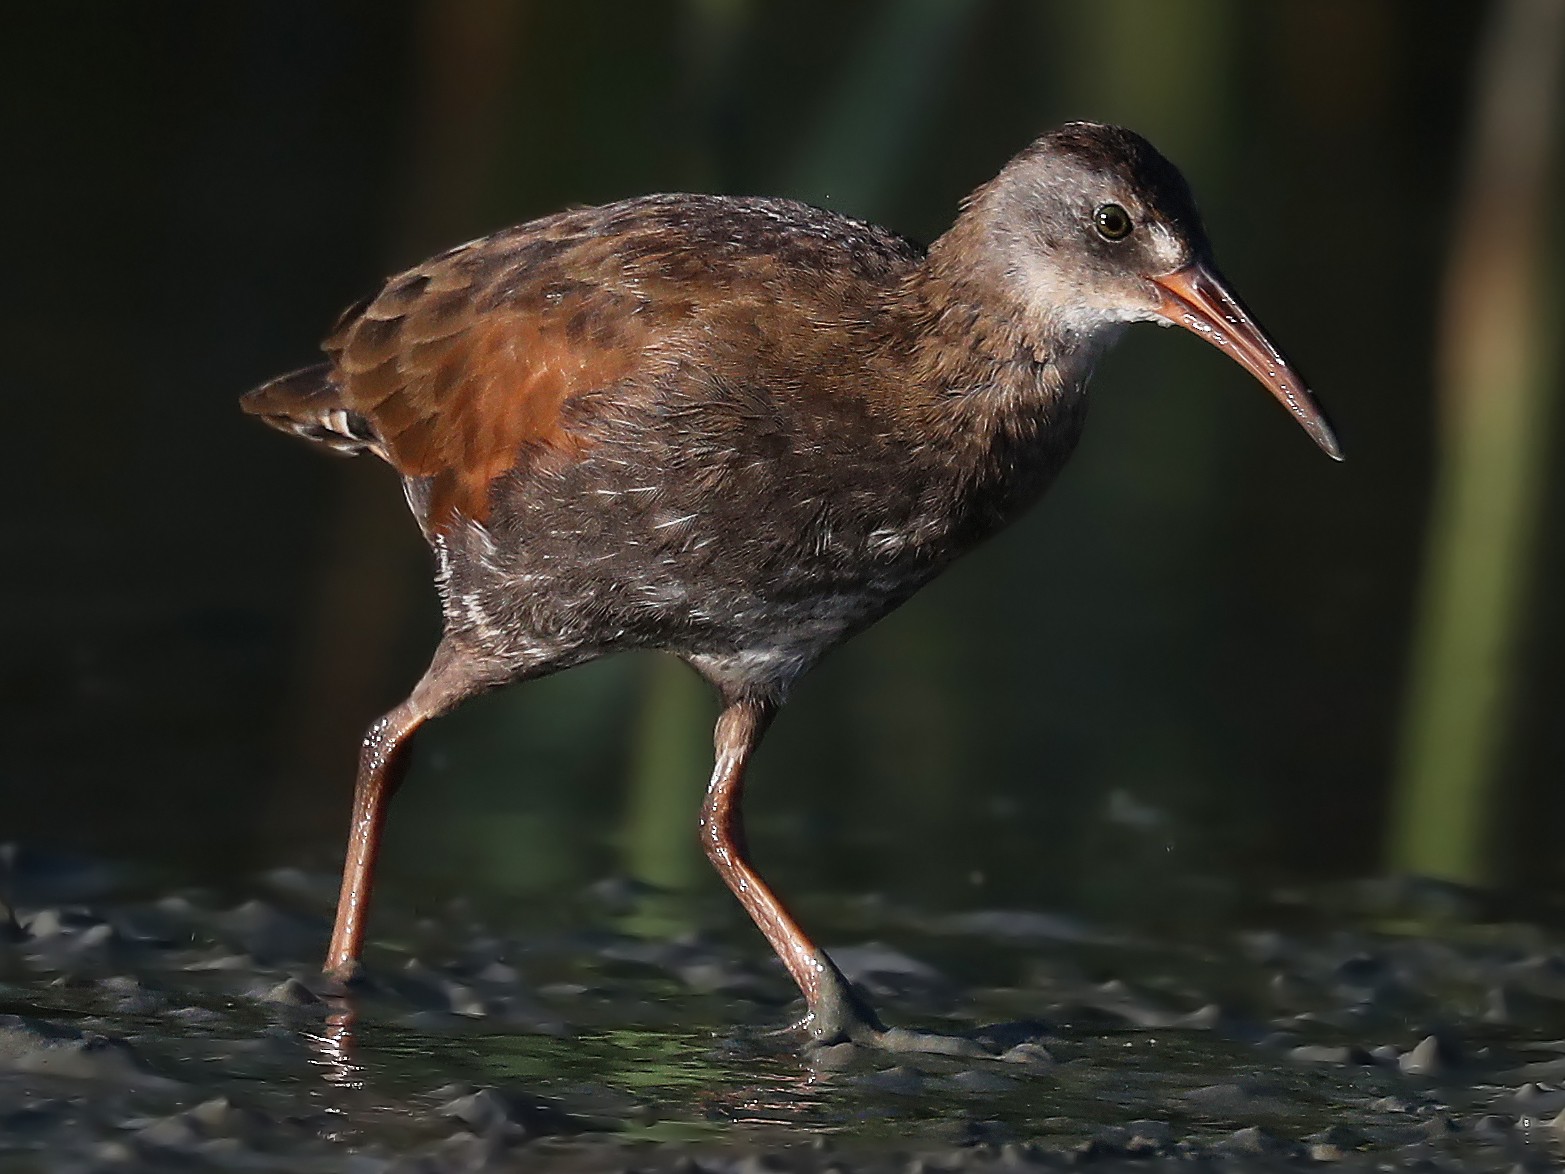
324 230 655 529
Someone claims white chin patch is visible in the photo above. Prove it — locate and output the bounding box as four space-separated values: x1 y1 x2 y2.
1053 305 1141 342
1015 253 1153 337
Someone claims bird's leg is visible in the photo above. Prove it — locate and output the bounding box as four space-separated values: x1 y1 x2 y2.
699 700 989 1056
324 638 496 981
698 699 883 1044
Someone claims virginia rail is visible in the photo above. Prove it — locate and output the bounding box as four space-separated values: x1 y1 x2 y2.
244 122 1339 1050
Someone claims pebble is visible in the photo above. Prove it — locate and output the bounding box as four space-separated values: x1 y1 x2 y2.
997 1042 1054 1069
0 1014 176 1087
1509 1082 1565 1117
260 976 323 1006
435 1085 590 1138
1400 1033 1460 1076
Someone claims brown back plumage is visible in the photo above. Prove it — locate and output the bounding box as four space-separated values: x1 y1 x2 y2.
241 194 923 532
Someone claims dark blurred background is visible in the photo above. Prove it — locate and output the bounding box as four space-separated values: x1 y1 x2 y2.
3 1 1561 930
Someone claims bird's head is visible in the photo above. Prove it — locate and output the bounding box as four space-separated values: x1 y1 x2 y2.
963 121 1341 459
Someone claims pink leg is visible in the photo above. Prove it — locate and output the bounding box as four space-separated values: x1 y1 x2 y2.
325 640 494 978
697 700 882 1042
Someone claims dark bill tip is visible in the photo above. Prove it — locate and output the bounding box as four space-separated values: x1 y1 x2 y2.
1151 263 1343 461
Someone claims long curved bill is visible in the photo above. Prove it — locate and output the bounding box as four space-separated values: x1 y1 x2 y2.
1152 263 1343 460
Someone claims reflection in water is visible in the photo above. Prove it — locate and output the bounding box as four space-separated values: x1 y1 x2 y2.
309 998 367 1090
702 1061 838 1131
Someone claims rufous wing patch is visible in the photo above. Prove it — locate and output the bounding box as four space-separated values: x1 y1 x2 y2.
326 268 648 530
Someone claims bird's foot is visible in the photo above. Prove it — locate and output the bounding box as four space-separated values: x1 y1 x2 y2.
835 1022 993 1057
793 978 991 1058
322 957 367 987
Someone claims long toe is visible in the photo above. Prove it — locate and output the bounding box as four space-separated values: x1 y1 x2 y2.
799 978 993 1057
854 1023 992 1058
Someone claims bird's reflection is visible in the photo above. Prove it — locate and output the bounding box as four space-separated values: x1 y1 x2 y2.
307 996 367 1089
302 989 854 1134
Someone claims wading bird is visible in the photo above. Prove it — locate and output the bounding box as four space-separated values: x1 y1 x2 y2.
244 123 1339 1051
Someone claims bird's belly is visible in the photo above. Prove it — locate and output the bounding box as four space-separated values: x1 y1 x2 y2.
421 385 1003 688
682 583 907 698
434 485 938 693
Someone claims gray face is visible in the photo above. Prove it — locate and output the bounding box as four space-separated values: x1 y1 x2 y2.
983 123 1213 336
969 122 1340 460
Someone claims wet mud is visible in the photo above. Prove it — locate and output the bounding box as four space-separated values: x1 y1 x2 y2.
3 846 1565 1171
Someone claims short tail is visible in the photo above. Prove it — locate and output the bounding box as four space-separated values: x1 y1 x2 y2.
239 363 384 458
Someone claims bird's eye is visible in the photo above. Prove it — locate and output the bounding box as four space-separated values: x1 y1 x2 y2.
1093 203 1133 241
